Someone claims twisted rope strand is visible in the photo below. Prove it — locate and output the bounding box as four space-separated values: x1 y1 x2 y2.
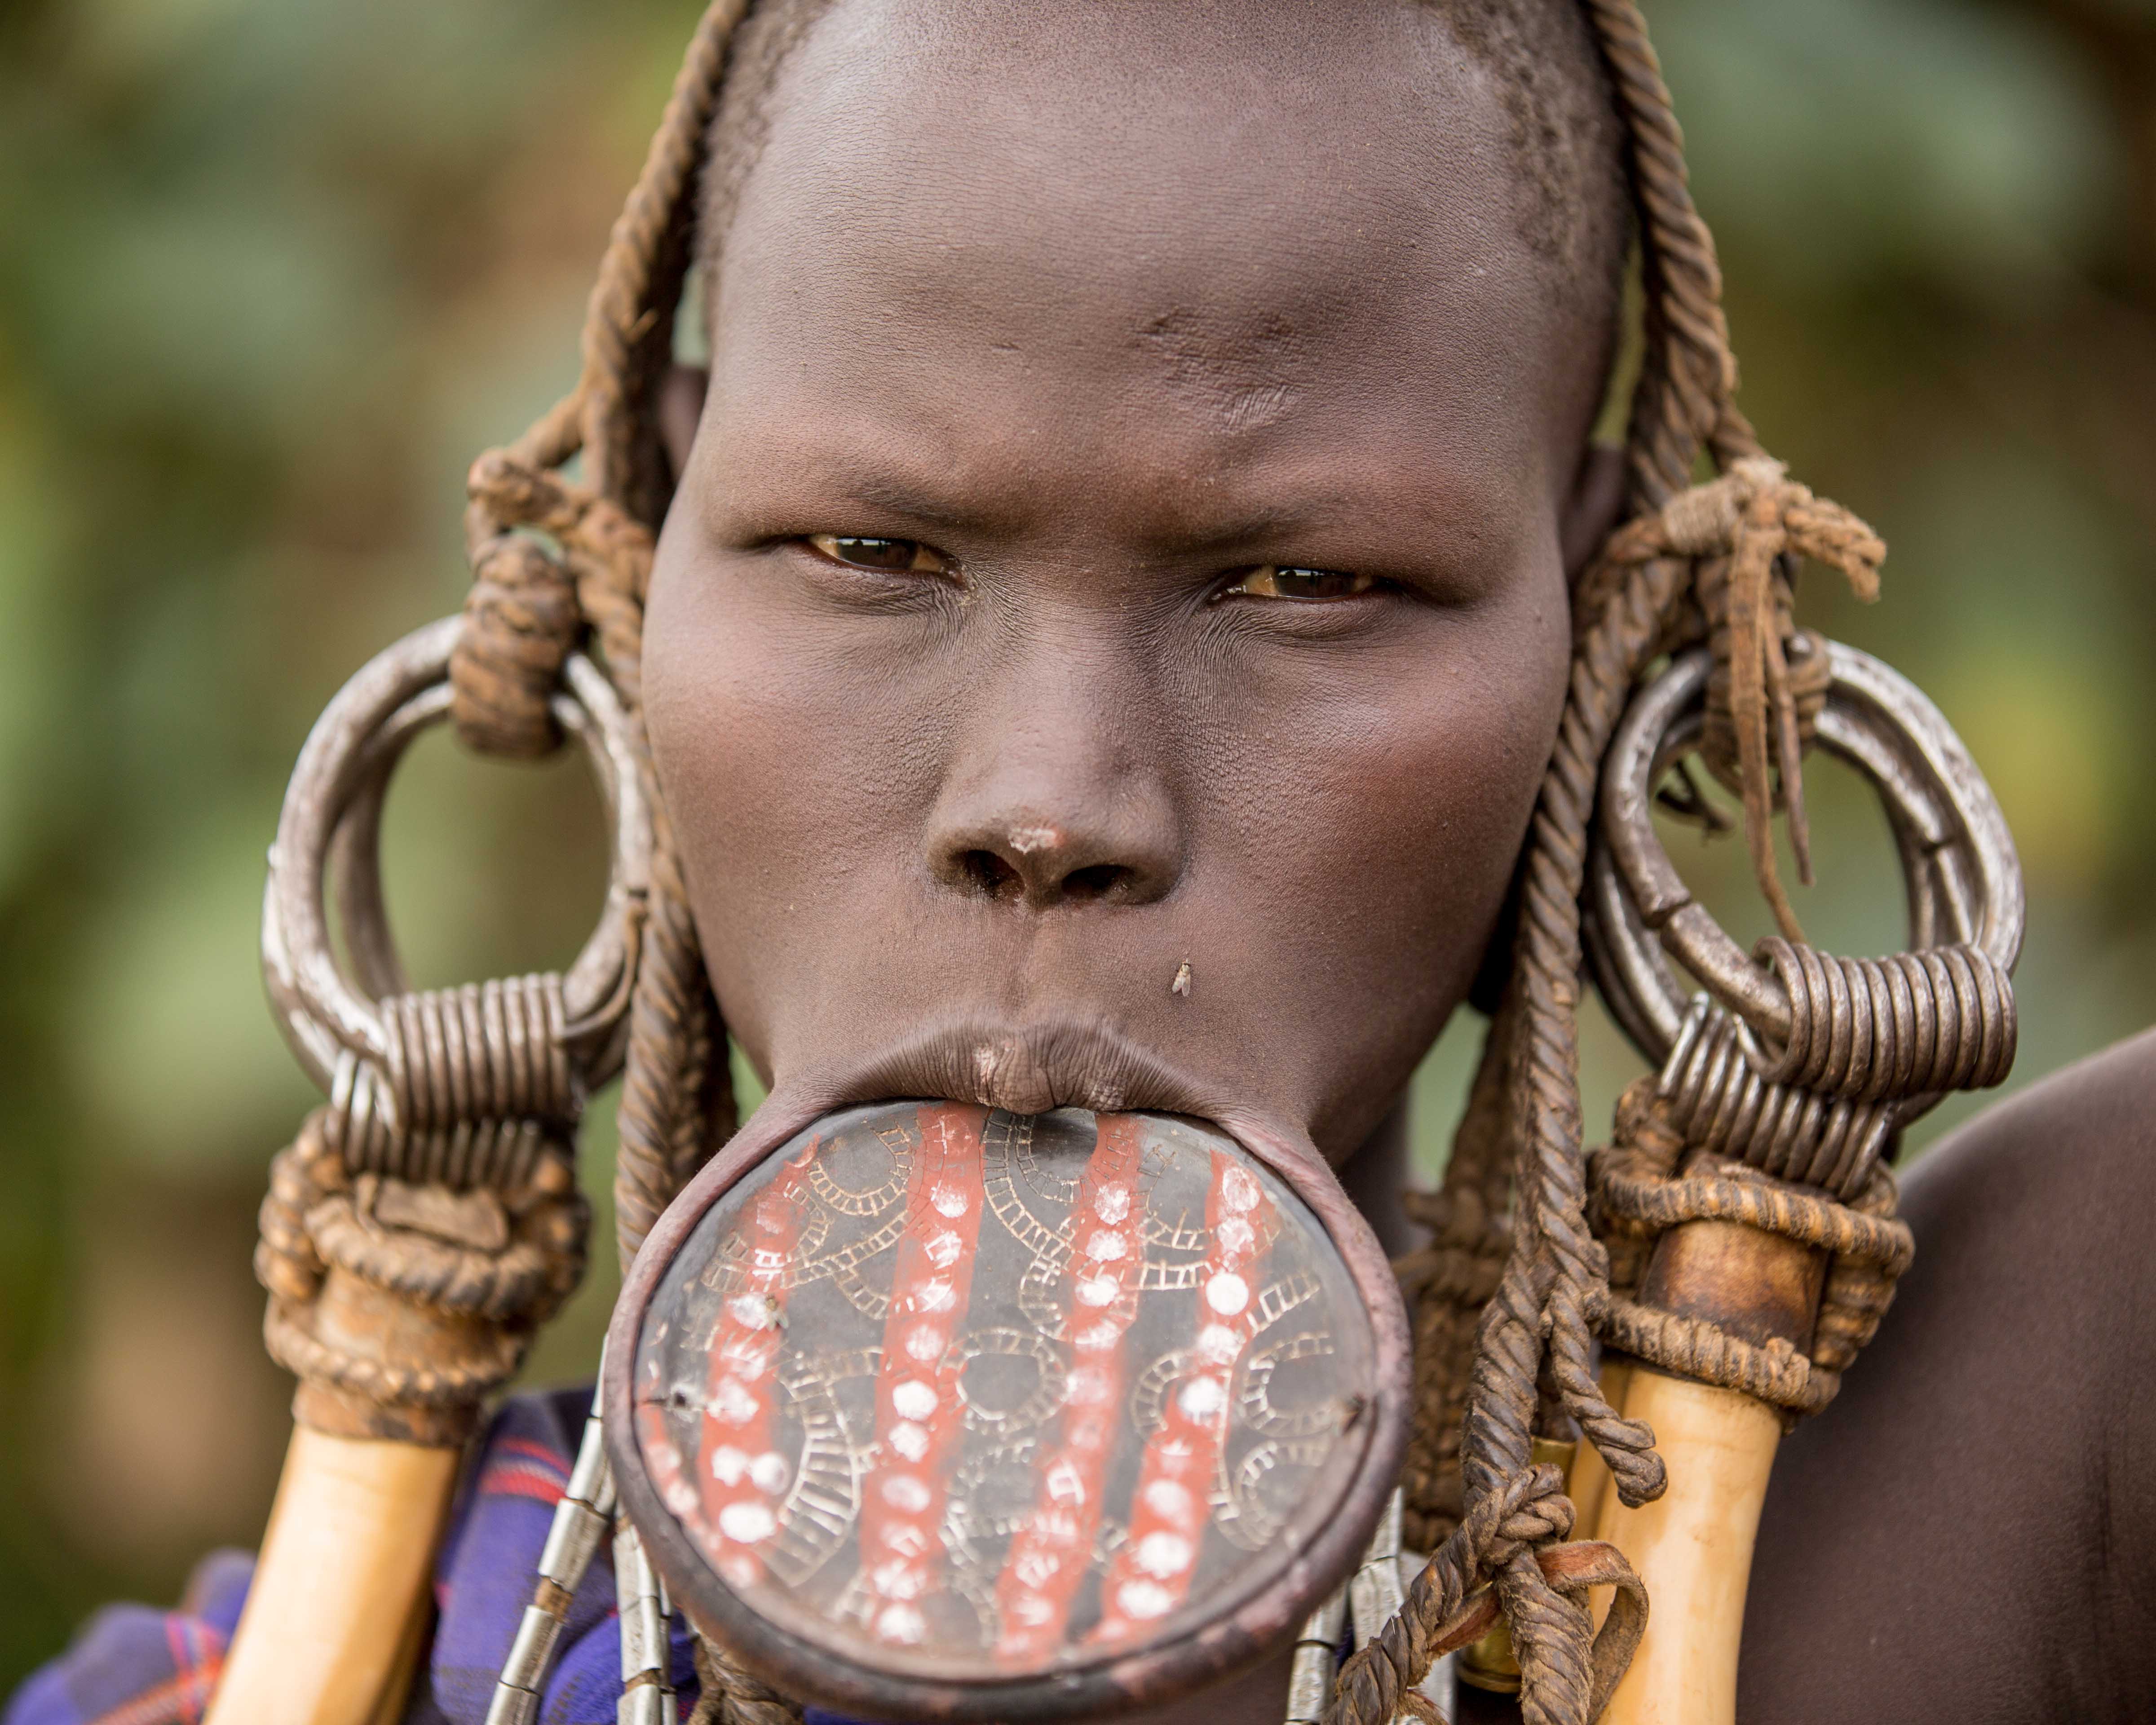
1578 0 1758 508
450 0 756 1275
579 0 754 520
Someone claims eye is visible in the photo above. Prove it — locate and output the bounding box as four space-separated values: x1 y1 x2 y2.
1222 564 1383 601
805 534 952 575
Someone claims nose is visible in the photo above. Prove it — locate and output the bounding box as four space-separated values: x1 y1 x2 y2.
925 651 1184 911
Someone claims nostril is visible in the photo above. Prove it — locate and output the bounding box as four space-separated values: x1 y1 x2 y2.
1059 862 1132 902
959 849 1025 900
952 849 1137 904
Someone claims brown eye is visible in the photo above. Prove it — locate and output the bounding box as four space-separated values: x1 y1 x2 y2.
1223 564 1381 600
806 534 951 575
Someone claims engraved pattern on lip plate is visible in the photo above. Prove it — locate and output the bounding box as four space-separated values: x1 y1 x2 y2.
629 1101 1374 1687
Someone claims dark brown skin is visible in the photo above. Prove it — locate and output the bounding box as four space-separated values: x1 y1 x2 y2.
644 11 1602 1721
1449 1033 2156 1725
1739 1030 2156 1723
644 0 1617 1174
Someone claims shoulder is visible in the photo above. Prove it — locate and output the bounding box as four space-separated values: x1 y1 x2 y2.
1739 1027 2156 1724
1900 1023 2156 1245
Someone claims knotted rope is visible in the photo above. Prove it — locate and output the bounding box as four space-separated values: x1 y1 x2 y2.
1365 6 1960 1721
445 0 750 1273
438 12 772 1721
256 1108 588 1443
1576 456 1886 941
688 1638 799 1725
1590 1079 1912 1420
1330 1466 1647 1725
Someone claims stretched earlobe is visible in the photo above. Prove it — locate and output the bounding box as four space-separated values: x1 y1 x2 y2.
659 363 711 485
1560 439 1630 580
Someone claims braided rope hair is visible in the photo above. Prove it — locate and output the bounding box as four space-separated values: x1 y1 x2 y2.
446 5 1886 1722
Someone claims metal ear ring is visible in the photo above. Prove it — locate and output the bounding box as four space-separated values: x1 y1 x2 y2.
1570 637 2024 1725
214 618 656 1725
1584 638 2023 1197
261 614 652 1183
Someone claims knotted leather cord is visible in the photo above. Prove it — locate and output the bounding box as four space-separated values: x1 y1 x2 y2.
255 1107 588 1442
431 4 1955 1724
449 0 751 1273
688 1636 799 1725
1589 1079 1912 1421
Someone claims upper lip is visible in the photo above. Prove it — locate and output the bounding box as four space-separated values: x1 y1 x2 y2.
799 1015 1224 1122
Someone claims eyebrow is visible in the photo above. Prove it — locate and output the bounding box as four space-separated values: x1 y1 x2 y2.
762 468 1340 562
714 434 1031 542
813 469 998 538
712 419 1526 574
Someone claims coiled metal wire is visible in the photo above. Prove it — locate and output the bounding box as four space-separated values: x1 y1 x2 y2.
1657 996 1895 1199
1754 938 2015 1102
378 973 576 1131
319 973 576 1188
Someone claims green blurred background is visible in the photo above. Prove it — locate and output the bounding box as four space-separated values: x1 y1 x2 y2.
2 0 2153 1690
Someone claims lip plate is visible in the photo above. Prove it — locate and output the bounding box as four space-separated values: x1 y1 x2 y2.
605 1097 1411 1722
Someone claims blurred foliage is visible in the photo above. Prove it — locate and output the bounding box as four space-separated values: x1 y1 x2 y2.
3 0 2154 1691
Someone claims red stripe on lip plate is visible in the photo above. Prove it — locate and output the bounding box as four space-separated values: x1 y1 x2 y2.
992 1112 1148 1662
857 1102 990 1649
1088 1146 1275 1648
694 1140 817 1589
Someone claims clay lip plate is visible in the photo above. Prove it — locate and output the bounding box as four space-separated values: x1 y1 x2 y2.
606 1101 1408 1721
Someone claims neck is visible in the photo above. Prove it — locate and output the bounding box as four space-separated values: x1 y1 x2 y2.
1339 1093 1416 1258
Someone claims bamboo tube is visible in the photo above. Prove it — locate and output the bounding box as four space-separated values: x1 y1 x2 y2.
206 1425 459 1725
1591 1177 1826 1725
1592 1369 1781 1725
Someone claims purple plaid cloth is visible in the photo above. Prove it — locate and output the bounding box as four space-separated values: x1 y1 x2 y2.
2 1548 251 1725
4 1388 705 1725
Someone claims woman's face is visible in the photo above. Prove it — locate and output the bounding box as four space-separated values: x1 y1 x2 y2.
644 0 1607 1162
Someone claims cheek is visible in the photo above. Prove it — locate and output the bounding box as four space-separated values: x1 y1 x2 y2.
642 529 948 1061
1199 582 1568 1113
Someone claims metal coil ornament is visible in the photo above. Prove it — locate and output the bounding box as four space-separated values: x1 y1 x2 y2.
261 615 651 1182
1584 639 2024 1167
1656 996 1894 1200
1753 937 2015 1102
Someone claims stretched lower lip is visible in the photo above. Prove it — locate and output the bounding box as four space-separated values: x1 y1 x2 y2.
819 1017 1219 1122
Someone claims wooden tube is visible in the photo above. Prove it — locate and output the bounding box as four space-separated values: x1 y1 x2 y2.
1593 1166 1827 1725
205 1425 459 1725
1593 1370 1781 1725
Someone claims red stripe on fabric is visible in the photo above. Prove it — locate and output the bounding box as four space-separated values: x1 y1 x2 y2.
494 1436 571 1474
476 1463 566 1507
856 1102 990 1648
992 1113 1147 1661
88 1663 221 1725
694 1143 818 1589
161 1613 216 1725
1089 1147 1275 1646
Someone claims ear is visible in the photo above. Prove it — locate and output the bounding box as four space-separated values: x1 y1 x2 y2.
659 364 711 486
1560 440 1629 581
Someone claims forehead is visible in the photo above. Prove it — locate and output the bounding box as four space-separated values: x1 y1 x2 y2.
707 0 1580 521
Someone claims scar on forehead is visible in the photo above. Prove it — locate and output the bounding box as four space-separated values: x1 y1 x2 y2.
1134 308 1306 437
